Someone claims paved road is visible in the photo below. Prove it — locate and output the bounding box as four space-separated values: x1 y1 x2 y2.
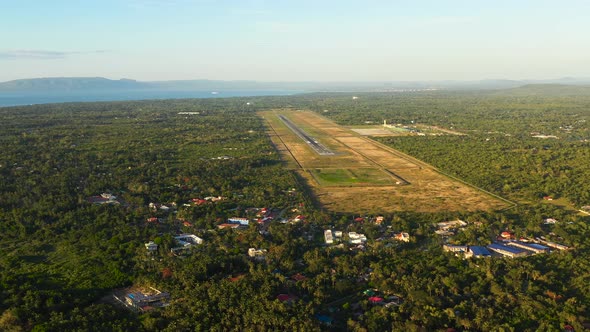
278 115 335 156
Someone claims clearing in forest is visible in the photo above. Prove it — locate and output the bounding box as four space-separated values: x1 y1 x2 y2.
261 110 511 214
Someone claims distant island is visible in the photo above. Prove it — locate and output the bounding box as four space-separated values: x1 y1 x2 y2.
0 77 147 91
3 76 590 93
1 76 590 107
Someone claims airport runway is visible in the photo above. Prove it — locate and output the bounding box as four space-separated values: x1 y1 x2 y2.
278 115 335 156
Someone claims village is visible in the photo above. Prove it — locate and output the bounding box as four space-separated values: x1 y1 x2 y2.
85 189 574 326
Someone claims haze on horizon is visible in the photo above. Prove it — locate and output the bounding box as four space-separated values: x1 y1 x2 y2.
1 0 589 83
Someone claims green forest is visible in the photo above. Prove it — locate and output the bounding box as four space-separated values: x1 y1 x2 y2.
1 89 590 331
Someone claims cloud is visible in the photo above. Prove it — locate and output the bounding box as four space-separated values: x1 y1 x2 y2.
0 50 68 59
0 49 109 60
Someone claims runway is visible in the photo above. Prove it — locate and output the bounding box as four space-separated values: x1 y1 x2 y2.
278 115 335 156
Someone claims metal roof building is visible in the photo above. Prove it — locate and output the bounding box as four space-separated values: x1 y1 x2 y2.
487 243 529 258
507 241 550 254
468 246 491 258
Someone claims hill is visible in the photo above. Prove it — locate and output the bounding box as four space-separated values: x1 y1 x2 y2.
3 77 590 95
0 77 147 91
492 83 590 96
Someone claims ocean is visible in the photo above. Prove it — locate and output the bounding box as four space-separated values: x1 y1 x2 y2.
0 89 301 107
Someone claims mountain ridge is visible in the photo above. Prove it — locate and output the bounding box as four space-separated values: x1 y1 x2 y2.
2 76 590 93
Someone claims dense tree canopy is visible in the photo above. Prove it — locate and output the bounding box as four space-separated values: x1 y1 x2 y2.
1 91 590 331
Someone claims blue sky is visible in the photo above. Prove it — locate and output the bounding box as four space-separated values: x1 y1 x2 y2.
1 0 589 81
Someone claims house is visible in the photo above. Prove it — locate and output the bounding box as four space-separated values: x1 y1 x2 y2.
256 208 270 218
145 241 158 252
334 231 343 238
205 196 226 202
443 245 468 253
535 238 570 250
191 198 208 205
324 230 334 244
174 234 203 246
466 246 491 258
368 296 384 304
88 193 120 205
437 219 467 231
348 232 367 244
544 218 558 224
171 234 203 254
182 221 193 227
487 243 529 258
217 223 241 229
384 295 403 307
507 241 549 254
500 231 515 239
375 216 384 225
101 193 116 200
121 287 170 312
350 244 366 252
315 314 333 326
543 196 553 201
395 232 410 242
228 274 246 282
257 217 272 224
227 217 249 226
248 248 267 261
277 294 296 303
146 217 158 223
435 229 455 236
291 273 308 282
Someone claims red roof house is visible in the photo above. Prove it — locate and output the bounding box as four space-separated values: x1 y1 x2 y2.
277 294 297 302
291 273 308 282
368 296 384 304
500 231 514 239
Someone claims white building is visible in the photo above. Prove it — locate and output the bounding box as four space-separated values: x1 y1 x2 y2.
248 248 267 261
228 217 249 226
145 241 158 252
324 230 334 244
174 234 203 246
443 245 468 253
436 220 467 231
348 232 367 244
543 218 558 224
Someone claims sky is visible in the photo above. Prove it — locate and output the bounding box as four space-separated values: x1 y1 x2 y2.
1 0 589 82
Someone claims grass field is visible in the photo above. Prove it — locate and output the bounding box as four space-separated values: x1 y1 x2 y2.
261 110 512 213
310 168 396 186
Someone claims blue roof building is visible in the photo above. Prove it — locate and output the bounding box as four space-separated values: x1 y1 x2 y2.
487 243 529 258
315 314 333 326
468 246 491 258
